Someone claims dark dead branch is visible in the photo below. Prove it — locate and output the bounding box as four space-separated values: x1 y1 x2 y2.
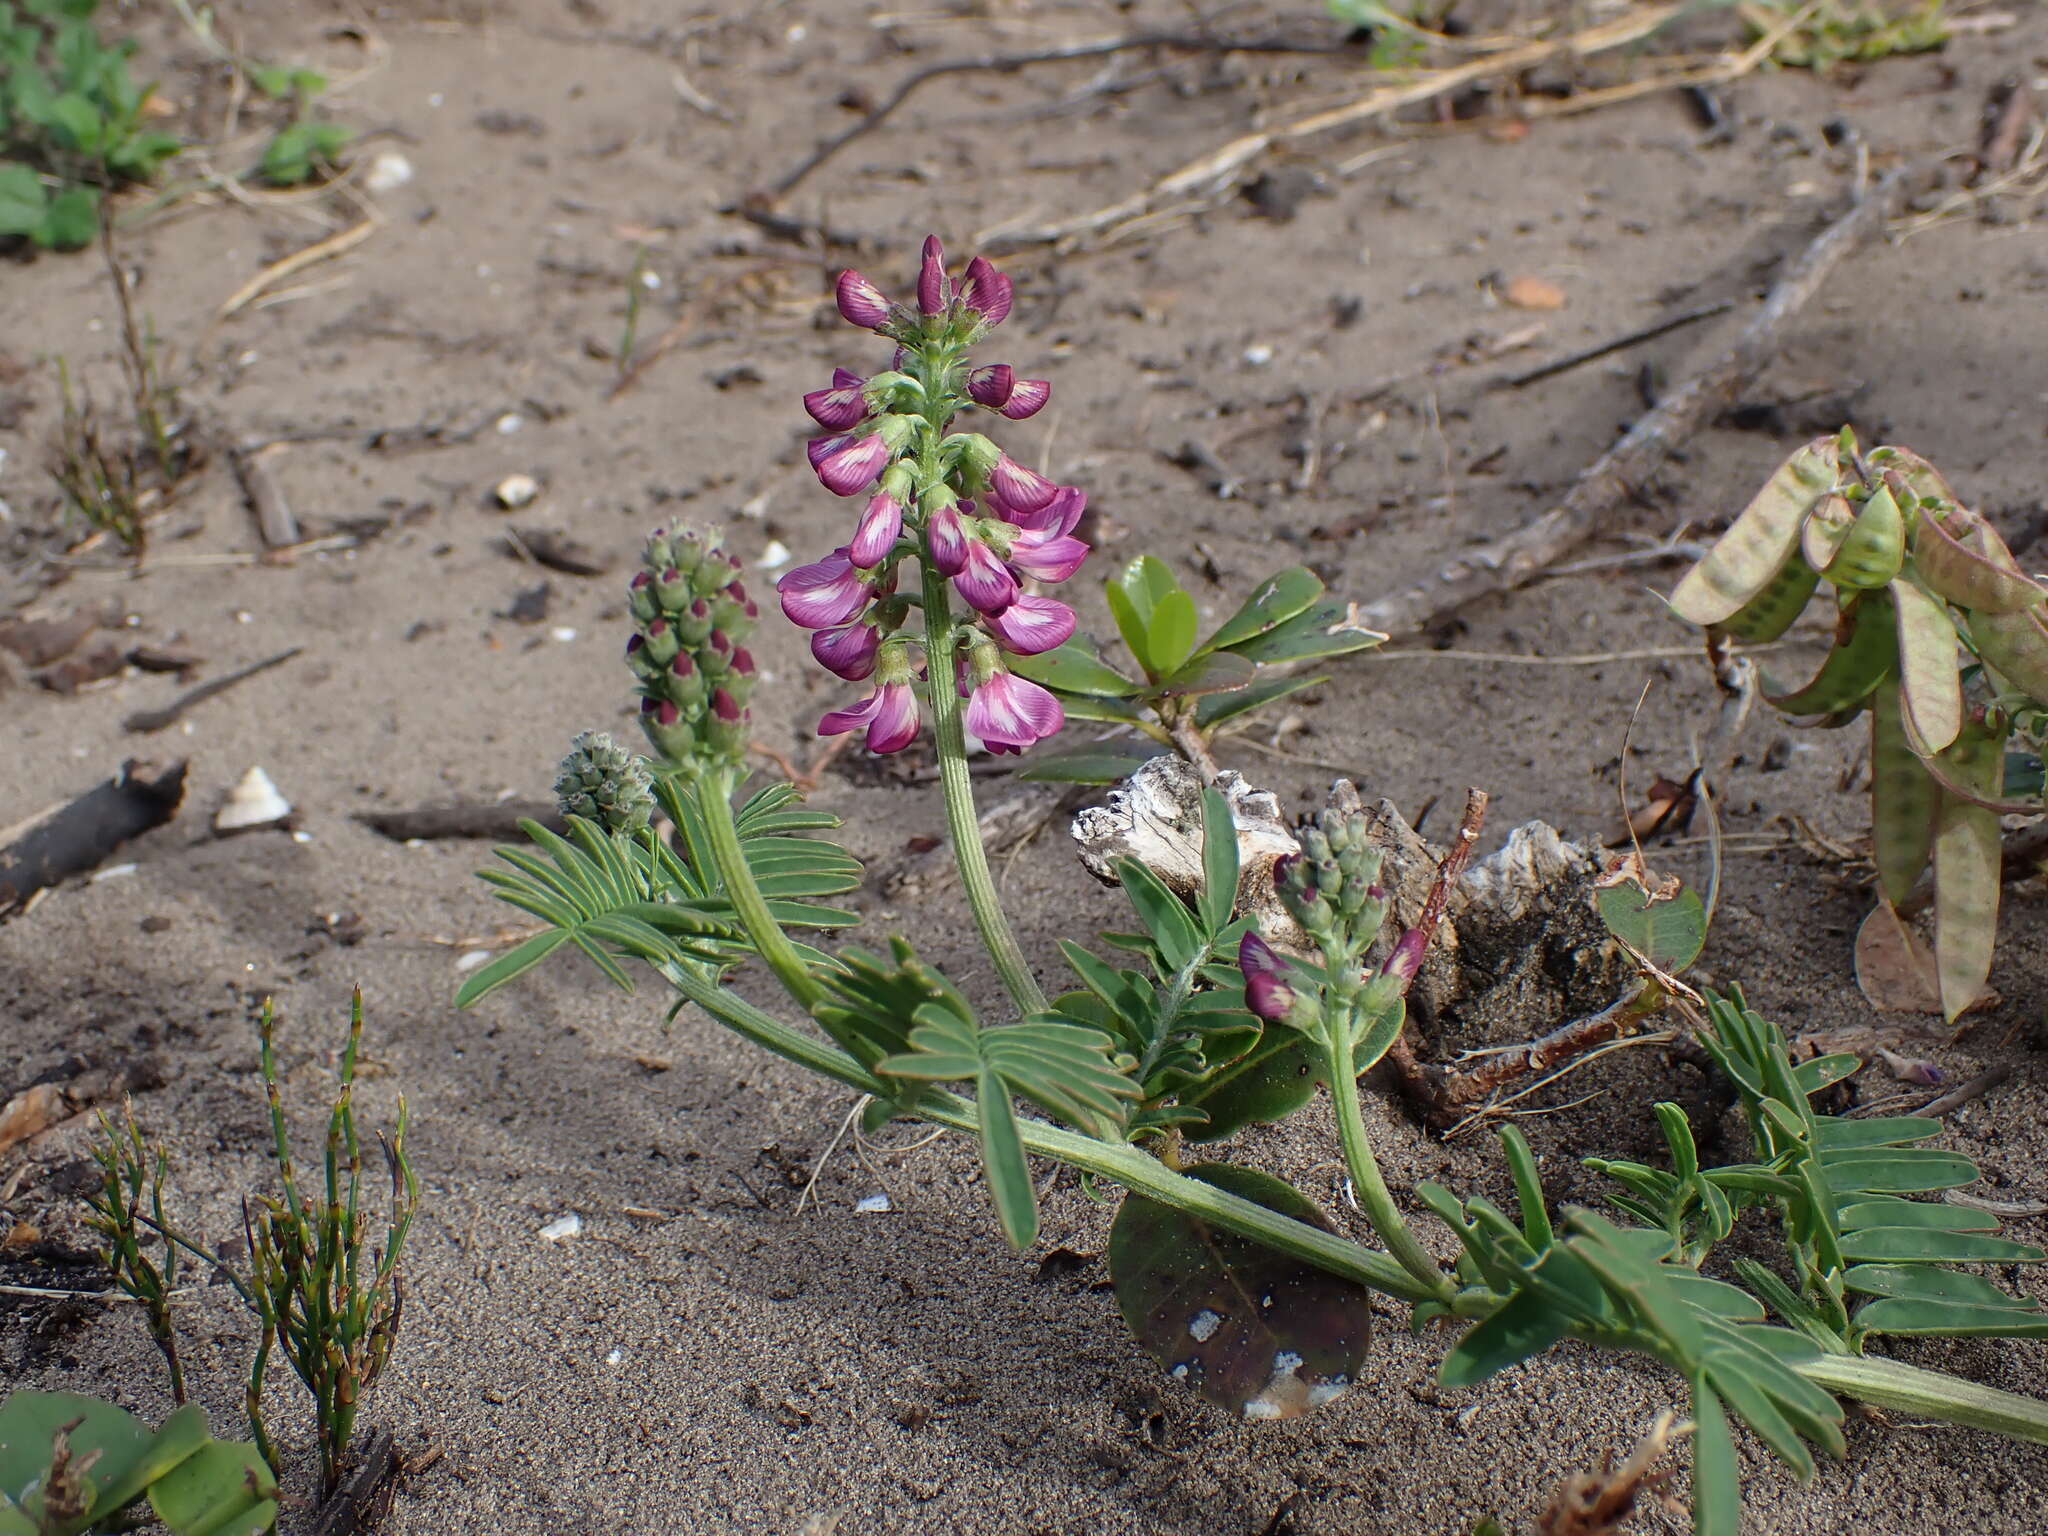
0 760 187 914
1351 168 1912 642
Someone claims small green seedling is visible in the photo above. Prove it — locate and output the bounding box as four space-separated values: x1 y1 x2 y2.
82 1108 186 1405
1670 429 2046 1020
1738 0 1949 70
0 0 181 250
1010 557 1384 784
0 1391 275 1536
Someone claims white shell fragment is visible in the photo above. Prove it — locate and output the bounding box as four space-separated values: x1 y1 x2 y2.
854 1193 892 1214
493 473 540 510
215 766 291 833
363 150 414 194
538 1213 583 1241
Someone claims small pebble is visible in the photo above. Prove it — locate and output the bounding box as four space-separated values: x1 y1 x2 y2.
494 474 540 510
1502 275 1567 311
454 949 494 972
756 540 793 571
855 1194 892 1214
539 1213 583 1242
364 151 414 193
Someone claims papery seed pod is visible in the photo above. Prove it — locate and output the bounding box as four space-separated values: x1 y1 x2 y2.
917 234 948 316
1669 435 1839 626
999 379 1050 420
968 364 1015 409
836 270 891 330
960 256 1013 327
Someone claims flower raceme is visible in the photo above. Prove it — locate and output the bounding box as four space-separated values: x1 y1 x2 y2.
779 235 1082 756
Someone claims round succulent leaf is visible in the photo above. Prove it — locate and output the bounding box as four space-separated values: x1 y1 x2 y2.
1594 884 1707 974
1109 1163 1372 1420
1669 436 1838 626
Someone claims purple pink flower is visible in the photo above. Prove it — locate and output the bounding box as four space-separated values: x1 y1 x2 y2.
819 679 920 753
836 271 890 330
804 368 869 430
811 622 881 681
917 235 948 316
1238 933 1297 1024
967 365 1014 409
850 492 903 568
954 541 1020 615
814 433 892 497
998 379 1049 420
982 593 1075 655
959 256 1013 327
964 670 1063 754
778 548 872 629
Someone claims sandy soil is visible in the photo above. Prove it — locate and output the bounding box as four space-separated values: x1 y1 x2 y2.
5 3 2048 1532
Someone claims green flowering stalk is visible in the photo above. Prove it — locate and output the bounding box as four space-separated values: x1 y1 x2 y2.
553 731 655 835
625 526 760 776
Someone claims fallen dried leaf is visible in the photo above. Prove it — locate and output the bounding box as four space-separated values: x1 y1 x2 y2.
0 1083 70 1156
1504 275 1568 311
1855 901 1943 1014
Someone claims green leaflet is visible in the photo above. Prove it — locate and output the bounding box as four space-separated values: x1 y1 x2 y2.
1005 635 1141 697
1821 482 1906 590
1765 588 1894 715
1913 501 2046 614
1932 714 2004 1021
1669 436 1837 626
1201 566 1325 652
1891 579 1962 753
1869 684 1937 906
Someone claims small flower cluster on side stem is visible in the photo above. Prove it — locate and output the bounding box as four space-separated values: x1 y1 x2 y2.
625 527 760 775
778 235 1084 756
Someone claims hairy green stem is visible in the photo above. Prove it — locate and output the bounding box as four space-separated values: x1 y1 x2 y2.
918 560 1047 1015
1798 1353 2048 1445
1326 1039 1455 1300
696 763 827 1011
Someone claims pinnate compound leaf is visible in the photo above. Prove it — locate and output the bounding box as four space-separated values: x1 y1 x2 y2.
1689 1378 1742 1536
1109 1163 1372 1419
1202 566 1324 652
1440 1289 1570 1388
1669 436 1837 626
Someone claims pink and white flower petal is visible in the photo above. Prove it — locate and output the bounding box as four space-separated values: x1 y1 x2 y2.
998 379 1050 420
953 542 1020 614
777 548 869 629
981 593 1075 655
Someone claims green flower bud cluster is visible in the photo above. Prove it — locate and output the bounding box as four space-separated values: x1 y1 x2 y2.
625 526 761 774
554 730 655 835
1277 808 1389 965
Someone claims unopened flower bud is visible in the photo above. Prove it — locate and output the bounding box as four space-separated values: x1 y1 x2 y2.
968 364 1015 409
835 270 891 330
851 492 904 568
815 433 893 497
917 234 948 316
959 256 1013 327
640 697 697 763
676 597 713 646
927 504 969 576
554 731 654 835
654 565 692 616
1239 932 1300 1025
640 618 680 667
999 379 1050 420
628 570 660 624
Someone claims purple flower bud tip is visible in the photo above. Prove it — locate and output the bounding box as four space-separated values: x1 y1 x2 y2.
917 234 948 316
630 571 651 591
710 629 732 655
728 581 749 606
804 376 869 430
967 364 1015 409
744 599 760 620
811 622 880 681
712 689 742 723
999 379 1050 420
626 634 645 657
816 433 892 497
1382 930 1428 988
691 599 708 619
671 652 694 677
732 647 756 675
1367 884 1387 903
1238 933 1295 1024
990 454 1058 514
960 256 1013 327
652 699 682 727
835 270 891 330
